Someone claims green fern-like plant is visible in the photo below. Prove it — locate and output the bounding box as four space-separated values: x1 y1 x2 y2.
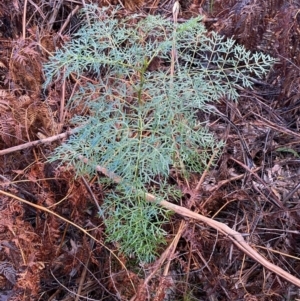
44 5 275 262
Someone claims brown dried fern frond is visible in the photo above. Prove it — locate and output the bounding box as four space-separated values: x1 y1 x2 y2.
0 89 13 110
27 162 57 206
0 90 21 146
212 0 265 49
26 101 57 135
0 92 57 146
9 38 42 96
0 197 42 299
0 114 18 146
123 0 145 10
0 261 16 285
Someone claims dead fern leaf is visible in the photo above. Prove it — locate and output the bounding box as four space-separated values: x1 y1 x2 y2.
0 99 9 110
123 0 144 10
0 114 17 146
10 38 42 96
0 89 12 110
0 261 16 285
0 61 7 69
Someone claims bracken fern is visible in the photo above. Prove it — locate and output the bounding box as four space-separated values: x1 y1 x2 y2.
44 5 275 262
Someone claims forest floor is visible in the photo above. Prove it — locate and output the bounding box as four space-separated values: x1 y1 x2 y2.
1 0 300 300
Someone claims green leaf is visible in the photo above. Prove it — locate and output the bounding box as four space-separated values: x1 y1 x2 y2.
44 4 275 261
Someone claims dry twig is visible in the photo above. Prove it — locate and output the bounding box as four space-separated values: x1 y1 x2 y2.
78 155 300 288
0 126 82 156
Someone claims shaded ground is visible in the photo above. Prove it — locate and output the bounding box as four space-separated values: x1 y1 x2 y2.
0 0 300 300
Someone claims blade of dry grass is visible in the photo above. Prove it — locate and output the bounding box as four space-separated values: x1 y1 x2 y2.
0 188 136 292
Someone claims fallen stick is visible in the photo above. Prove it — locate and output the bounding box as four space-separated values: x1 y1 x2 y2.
0 127 81 156
2 139 299 286
78 155 300 288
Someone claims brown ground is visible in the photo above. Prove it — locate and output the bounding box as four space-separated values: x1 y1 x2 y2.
0 0 300 300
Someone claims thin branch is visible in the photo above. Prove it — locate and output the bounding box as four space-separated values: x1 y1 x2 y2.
47 0 64 31
79 155 300 288
60 67 66 125
58 5 80 36
130 221 187 301
0 127 82 156
229 156 285 209
23 0 28 39
195 149 218 191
